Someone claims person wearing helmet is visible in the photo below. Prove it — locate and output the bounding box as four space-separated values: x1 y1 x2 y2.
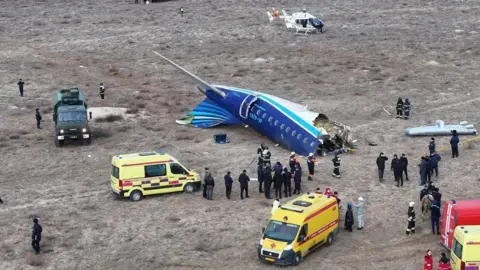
396 97 404 118
403 98 411 119
293 162 302 195
353 197 365 230
407 201 416 235
288 152 296 175
307 153 316 181
32 218 42 254
262 148 271 167
331 154 341 178
344 203 354 232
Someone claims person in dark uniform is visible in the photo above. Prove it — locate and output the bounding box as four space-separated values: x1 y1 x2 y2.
306 153 316 181
376 152 388 182
99 83 105 100
282 167 292 197
403 98 411 119
430 199 441 235
202 168 209 199
450 130 460 158
263 164 273 199
18 79 25 97
35 108 42 129
262 148 271 167
293 162 302 194
32 218 42 254
425 155 432 182
288 152 296 175
224 171 233 199
430 152 441 178
257 143 267 155
0 197 3 204
257 152 264 193
344 203 354 232
400 154 409 181
391 154 404 187
331 155 340 178
238 170 250 199
406 202 416 235
179 6 184 16
273 162 283 199
429 138 436 154
396 97 404 118
205 173 215 200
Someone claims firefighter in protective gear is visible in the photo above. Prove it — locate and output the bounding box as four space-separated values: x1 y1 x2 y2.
396 97 404 118
257 152 264 193
262 149 271 166
307 153 316 181
288 152 296 175
403 98 411 119
293 162 302 194
331 155 341 178
406 201 416 235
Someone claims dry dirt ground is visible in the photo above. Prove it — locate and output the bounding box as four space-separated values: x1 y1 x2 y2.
1 0 480 269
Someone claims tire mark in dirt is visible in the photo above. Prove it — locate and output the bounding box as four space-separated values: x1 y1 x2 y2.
0 190 107 213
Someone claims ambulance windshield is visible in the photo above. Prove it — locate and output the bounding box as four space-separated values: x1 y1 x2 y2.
264 220 299 243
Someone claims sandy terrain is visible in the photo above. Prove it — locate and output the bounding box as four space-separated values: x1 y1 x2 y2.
1 0 480 269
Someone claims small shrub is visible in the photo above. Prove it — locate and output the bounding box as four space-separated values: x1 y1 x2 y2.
42 107 53 114
95 129 112 138
175 133 194 141
26 254 44 266
136 102 146 109
9 135 20 140
108 66 119 75
94 114 124 123
135 95 144 100
465 142 475 149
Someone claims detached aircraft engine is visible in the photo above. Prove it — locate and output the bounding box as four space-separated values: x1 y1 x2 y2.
152 51 356 156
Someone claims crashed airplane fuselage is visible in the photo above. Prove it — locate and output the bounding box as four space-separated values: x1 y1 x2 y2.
153 51 356 156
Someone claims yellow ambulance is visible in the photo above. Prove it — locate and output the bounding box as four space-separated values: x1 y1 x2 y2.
451 225 480 270
258 192 340 266
110 150 201 201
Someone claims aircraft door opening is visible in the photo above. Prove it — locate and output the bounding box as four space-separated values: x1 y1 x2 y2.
239 94 258 119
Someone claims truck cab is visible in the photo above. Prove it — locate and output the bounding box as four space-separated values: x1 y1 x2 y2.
53 88 90 146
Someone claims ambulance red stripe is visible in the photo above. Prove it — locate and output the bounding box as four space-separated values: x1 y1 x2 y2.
304 201 337 222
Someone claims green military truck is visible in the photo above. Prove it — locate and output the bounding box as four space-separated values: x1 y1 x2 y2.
53 88 91 147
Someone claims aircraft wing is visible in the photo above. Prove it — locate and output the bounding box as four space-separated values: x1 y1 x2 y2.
152 51 226 98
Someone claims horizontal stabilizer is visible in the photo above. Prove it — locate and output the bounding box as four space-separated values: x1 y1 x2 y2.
176 98 242 128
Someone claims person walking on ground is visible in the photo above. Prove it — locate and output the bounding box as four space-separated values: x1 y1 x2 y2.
331 154 341 178
376 152 388 182
31 218 42 254
450 130 460 158
288 152 296 175
400 154 409 181
425 155 432 182
430 152 441 178
306 153 316 181
18 79 25 97
179 6 184 16
205 173 215 200
282 167 292 197
353 197 365 230
273 162 283 199
403 98 411 119
424 250 433 270
419 157 428 186
238 170 250 200
396 97 404 118
429 138 436 154
99 83 105 101
293 162 302 194
406 201 416 235
35 108 42 129
224 171 233 199
257 150 265 193
263 164 273 199
430 199 441 235
202 167 209 199
271 199 280 215
344 203 354 232
438 252 452 270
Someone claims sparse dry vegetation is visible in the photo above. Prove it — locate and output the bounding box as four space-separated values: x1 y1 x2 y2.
94 114 124 123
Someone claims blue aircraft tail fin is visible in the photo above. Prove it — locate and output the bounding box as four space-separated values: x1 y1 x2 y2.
176 98 242 128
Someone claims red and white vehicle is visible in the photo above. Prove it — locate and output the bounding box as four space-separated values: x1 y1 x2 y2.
440 199 480 249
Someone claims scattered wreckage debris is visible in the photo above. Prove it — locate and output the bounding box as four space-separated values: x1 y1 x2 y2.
314 114 357 156
404 120 478 136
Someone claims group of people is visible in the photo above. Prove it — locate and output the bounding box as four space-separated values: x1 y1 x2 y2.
376 152 408 185
424 250 451 270
395 97 411 119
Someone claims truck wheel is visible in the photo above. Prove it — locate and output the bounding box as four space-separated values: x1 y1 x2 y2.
184 183 194 193
326 233 334 246
292 252 301 266
55 139 64 147
82 138 91 145
129 190 142 201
